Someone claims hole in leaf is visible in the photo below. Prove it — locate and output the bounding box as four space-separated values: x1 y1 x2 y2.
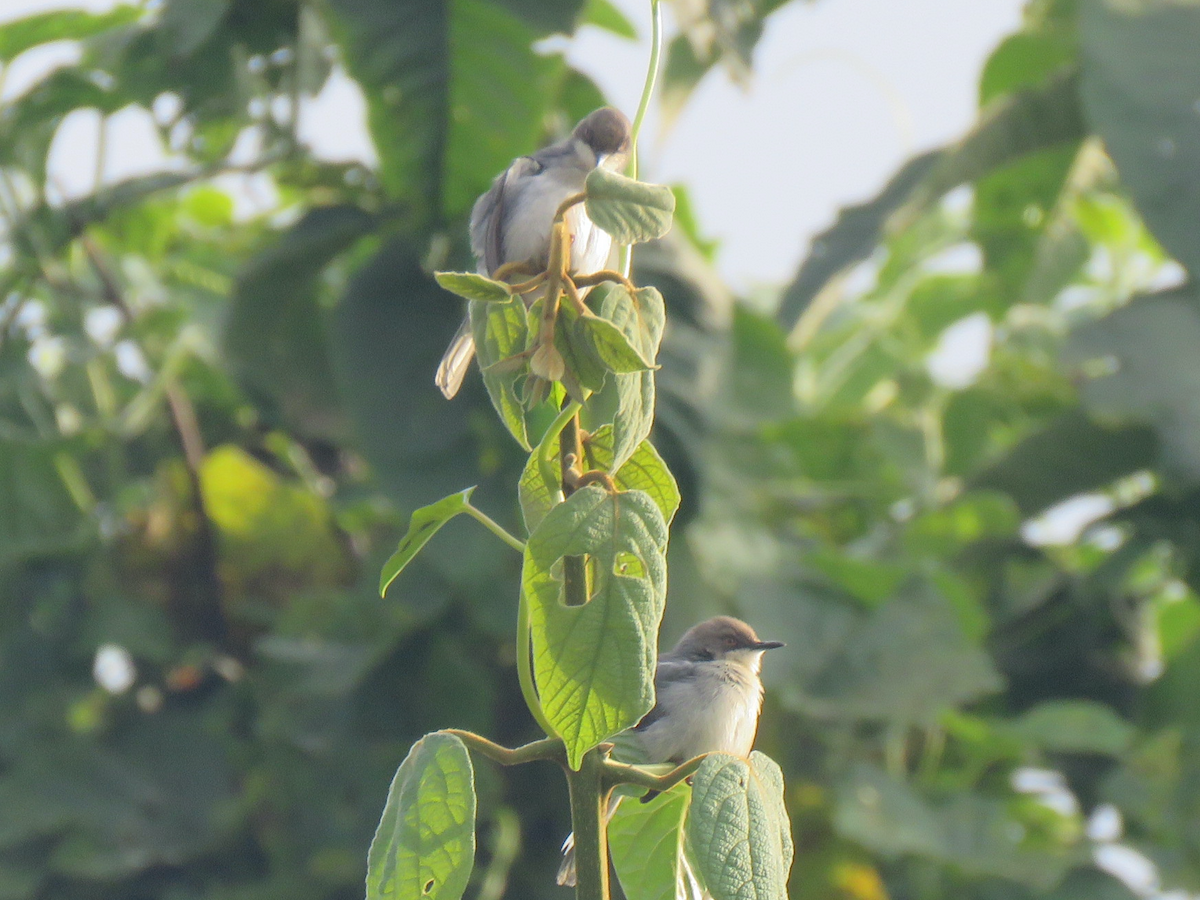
424 879 435 894
613 550 645 579
586 555 598 598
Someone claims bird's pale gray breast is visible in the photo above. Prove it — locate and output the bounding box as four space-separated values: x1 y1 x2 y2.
635 658 764 763
468 143 611 277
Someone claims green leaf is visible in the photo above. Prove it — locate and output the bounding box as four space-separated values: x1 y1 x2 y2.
522 484 668 768
328 0 562 225
471 295 533 449
834 763 946 860
582 285 665 469
581 0 637 39
805 549 909 608
778 70 1084 329
487 0 586 35
656 0 772 130
980 30 1077 105
518 425 679 533
441 0 564 220
835 765 1076 887
604 371 656 473
0 439 87 570
0 7 139 62
1008 700 1135 756
581 314 656 372
0 713 237 878
936 792 1074 888
434 271 514 303
973 143 1079 303
585 428 680 527
555 300 609 399
228 205 376 433
725 307 795 424
586 283 665 370
380 489 475 596
1064 288 1200 483
1050 868 1141 900
777 150 943 330
585 169 676 245
201 446 347 588
366 732 476 900
157 0 231 57
1081 0 1200 276
325 0 445 221
972 411 1157 516
803 580 1003 725
659 34 707 133
685 752 793 900
609 783 690 900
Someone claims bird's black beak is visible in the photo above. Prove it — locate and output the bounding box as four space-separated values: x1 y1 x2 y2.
752 640 785 651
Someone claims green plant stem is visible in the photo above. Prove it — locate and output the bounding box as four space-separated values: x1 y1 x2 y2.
444 730 565 767
601 753 707 793
517 588 558 737
464 503 526 553
567 747 611 900
560 412 588 607
537 399 583 498
619 0 663 278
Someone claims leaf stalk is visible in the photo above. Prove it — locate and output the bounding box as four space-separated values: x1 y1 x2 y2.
444 730 565 767
602 754 706 793
517 588 559 737
463 502 526 553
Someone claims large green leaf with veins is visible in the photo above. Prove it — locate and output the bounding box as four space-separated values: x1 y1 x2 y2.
685 751 793 900
366 732 476 900
609 783 691 900
522 484 668 769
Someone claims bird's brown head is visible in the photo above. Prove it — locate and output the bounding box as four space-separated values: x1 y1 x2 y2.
573 107 632 169
671 616 785 670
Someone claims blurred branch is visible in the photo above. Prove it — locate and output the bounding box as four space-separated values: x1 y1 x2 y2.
80 234 229 646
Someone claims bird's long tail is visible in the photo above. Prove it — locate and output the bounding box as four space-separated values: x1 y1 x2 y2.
435 318 476 399
555 795 623 887
557 795 711 900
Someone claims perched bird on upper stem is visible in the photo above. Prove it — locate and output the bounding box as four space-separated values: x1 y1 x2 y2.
435 107 632 399
557 615 785 887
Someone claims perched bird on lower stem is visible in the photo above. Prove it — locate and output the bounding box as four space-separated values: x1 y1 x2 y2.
557 616 784 887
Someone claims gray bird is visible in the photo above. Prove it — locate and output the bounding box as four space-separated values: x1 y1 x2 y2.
557 616 784 886
435 107 632 399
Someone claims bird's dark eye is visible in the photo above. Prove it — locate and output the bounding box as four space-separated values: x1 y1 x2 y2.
724 636 737 648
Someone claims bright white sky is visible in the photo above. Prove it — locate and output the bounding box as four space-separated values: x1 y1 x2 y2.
573 0 1025 289
2 0 1025 290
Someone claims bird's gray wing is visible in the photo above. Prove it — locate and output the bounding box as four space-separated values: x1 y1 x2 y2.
469 155 543 274
632 658 695 732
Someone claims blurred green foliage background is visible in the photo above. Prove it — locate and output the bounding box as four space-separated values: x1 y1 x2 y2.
3 1 1200 899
